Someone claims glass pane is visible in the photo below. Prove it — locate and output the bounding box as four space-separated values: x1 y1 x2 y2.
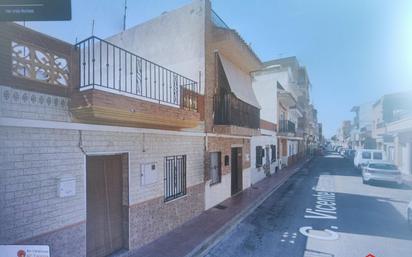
362 151 371 159
373 152 383 160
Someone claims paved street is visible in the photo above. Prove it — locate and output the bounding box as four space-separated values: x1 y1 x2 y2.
205 152 412 257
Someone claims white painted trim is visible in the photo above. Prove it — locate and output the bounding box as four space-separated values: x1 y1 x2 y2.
206 133 251 139
231 144 243 148
277 135 304 140
83 154 86 227
0 117 204 137
259 129 276 136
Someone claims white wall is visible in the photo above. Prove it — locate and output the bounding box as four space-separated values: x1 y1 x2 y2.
358 102 374 129
105 0 205 93
287 140 299 156
250 135 277 184
399 142 411 175
252 71 278 124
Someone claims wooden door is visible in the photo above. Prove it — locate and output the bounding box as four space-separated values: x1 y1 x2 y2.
231 147 243 195
87 155 123 257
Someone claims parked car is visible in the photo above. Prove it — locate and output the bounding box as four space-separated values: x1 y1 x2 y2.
354 149 386 169
362 162 403 185
408 201 412 229
346 149 356 160
336 146 342 153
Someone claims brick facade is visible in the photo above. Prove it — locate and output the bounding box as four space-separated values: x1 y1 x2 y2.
205 137 250 180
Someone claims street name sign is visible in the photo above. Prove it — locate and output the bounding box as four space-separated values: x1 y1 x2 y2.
0 0 71 21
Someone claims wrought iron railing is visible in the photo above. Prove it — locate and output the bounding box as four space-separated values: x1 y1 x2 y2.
75 36 199 110
279 120 296 133
164 155 187 202
213 93 260 129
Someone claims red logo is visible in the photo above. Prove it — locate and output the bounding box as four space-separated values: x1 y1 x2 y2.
17 250 26 257
366 254 375 257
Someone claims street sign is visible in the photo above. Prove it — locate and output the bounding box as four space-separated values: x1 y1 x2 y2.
0 0 71 21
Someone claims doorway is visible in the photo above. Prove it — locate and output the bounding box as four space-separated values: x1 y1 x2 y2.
86 155 124 257
231 147 243 195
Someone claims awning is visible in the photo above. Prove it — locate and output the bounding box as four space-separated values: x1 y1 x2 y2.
219 53 261 108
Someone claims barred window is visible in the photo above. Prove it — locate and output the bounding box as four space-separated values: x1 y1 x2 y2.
210 152 222 185
256 146 264 168
271 145 276 162
164 155 186 202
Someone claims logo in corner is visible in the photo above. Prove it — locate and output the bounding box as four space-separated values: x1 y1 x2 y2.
17 249 26 257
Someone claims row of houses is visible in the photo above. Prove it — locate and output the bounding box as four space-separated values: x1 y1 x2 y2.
335 91 412 176
0 1 321 256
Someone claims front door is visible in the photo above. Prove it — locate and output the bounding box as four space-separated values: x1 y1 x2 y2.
231 147 243 195
87 155 123 257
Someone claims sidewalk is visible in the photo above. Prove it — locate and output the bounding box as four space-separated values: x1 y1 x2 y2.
125 157 313 257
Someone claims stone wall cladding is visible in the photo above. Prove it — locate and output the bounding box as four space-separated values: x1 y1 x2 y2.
18 222 86 257
0 125 204 253
0 126 85 244
128 183 204 249
79 130 205 205
0 85 70 122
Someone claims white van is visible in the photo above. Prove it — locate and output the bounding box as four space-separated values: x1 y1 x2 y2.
354 149 386 169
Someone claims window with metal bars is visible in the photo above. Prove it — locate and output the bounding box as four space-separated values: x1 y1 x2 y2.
209 152 222 185
256 146 264 168
164 155 187 202
271 145 276 162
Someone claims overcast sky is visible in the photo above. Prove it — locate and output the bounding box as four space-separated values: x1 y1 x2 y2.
24 0 412 137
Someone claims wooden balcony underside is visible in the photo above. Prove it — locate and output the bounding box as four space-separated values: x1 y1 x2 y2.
70 89 201 130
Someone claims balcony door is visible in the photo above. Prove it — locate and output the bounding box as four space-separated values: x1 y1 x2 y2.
231 147 243 195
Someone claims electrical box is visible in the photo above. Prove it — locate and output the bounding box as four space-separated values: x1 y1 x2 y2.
57 175 76 197
141 163 157 185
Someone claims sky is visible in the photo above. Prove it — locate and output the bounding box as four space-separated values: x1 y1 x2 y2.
24 0 412 137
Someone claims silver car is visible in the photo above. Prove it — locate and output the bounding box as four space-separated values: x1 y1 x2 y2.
362 162 403 185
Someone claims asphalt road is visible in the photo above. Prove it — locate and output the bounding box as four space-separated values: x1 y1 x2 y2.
205 152 412 257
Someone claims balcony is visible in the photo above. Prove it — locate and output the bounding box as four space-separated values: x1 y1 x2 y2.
278 120 296 134
213 93 260 134
70 36 203 129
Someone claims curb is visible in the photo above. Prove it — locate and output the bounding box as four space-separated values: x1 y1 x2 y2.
186 157 314 257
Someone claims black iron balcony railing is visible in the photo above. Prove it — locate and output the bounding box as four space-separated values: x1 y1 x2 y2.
75 36 200 110
279 120 296 134
213 93 260 129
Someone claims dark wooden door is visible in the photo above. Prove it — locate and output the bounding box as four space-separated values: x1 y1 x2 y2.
87 155 123 257
231 147 243 195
